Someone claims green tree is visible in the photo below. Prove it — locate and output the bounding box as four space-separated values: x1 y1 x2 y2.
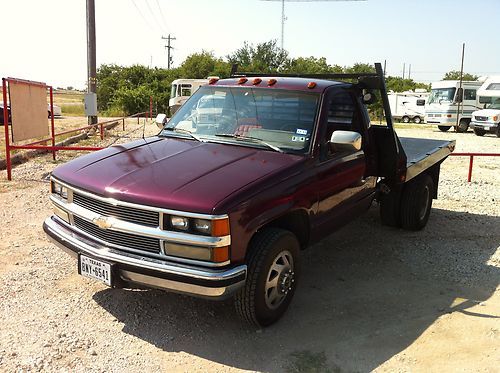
227 40 289 72
443 70 478 81
285 56 331 74
179 51 231 79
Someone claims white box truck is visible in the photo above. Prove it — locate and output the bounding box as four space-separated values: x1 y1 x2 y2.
169 78 214 115
425 80 482 132
388 90 428 124
470 76 500 137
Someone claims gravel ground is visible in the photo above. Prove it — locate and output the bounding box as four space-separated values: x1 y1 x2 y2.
0 124 498 372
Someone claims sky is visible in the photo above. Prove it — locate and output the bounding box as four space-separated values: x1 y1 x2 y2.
1 0 499 89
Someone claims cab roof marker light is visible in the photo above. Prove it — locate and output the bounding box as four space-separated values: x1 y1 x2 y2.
208 77 219 85
268 79 277 86
252 78 262 85
238 77 248 85
307 82 317 89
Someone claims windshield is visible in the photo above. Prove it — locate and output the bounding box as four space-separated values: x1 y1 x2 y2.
486 98 500 110
170 84 177 98
428 88 456 104
161 86 319 154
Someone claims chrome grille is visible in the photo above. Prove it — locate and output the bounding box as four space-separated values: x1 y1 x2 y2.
474 116 488 121
73 193 159 227
74 216 161 254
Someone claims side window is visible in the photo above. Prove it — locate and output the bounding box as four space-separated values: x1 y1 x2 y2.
324 90 356 144
464 89 476 101
322 89 360 159
181 84 192 96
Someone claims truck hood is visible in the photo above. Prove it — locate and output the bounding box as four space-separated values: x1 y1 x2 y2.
472 109 500 117
52 136 305 214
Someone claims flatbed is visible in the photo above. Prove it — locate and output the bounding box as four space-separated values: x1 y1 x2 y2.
400 137 456 181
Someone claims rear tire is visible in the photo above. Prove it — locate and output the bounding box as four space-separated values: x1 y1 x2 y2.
473 128 486 136
496 126 500 138
235 228 300 327
400 174 434 231
438 125 451 132
402 116 410 123
413 116 422 124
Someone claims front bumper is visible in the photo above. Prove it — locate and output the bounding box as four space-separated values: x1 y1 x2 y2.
43 216 247 299
470 121 498 132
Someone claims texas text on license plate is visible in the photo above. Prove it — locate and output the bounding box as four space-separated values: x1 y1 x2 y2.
78 254 112 286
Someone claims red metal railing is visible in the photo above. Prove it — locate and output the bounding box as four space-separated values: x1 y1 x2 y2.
2 77 152 180
450 153 500 182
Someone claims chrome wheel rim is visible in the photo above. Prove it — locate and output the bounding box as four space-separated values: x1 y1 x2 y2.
419 185 430 220
264 250 294 310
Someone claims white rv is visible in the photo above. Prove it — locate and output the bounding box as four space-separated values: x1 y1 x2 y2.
470 76 500 137
388 90 428 124
425 80 482 132
169 78 212 114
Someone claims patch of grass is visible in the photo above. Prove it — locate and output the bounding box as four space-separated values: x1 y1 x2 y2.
60 104 84 116
286 350 341 373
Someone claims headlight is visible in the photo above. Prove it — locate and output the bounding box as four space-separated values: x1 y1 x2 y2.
193 218 211 235
492 115 498 121
51 181 68 199
170 216 189 231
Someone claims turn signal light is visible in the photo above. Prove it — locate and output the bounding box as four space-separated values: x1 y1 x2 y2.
307 82 317 89
268 78 277 86
238 77 248 84
212 218 230 236
212 246 230 263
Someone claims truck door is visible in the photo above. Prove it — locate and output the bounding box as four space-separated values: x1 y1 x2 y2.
312 87 376 237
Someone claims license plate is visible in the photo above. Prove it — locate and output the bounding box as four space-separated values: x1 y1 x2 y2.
78 254 112 286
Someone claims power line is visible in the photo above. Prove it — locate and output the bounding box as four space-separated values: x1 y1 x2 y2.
155 0 170 33
130 0 157 33
144 0 168 34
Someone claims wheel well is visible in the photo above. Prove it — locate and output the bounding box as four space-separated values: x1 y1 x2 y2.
261 210 310 250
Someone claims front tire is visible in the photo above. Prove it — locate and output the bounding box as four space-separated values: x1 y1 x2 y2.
438 125 451 132
456 119 469 133
400 174 434 231
235 228 300 327
473 128 486 136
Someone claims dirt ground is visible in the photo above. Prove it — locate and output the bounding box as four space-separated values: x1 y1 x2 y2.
0 122 498 372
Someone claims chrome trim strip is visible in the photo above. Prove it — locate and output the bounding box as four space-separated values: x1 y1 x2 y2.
405 139 456 182
44 217 246 286
50 195 231 248
51 176 228 220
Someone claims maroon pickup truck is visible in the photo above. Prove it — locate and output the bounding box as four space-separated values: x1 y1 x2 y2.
44 63 455 326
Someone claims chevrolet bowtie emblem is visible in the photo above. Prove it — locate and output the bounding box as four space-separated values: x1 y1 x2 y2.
92 216 112 229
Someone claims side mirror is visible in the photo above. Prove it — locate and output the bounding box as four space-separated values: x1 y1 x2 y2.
329 130 362 153
155 113 168 129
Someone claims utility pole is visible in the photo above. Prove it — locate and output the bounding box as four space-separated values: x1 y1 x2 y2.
86 0 97 124
162 34 176 69
402 63 406 79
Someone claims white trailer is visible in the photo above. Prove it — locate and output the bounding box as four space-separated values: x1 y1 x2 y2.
169 78 213 114
425 80 482 132
470 76 500 137
388 90 428 124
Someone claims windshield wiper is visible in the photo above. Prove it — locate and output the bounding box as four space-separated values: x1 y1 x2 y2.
215 133 283 153
162 127 203 142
